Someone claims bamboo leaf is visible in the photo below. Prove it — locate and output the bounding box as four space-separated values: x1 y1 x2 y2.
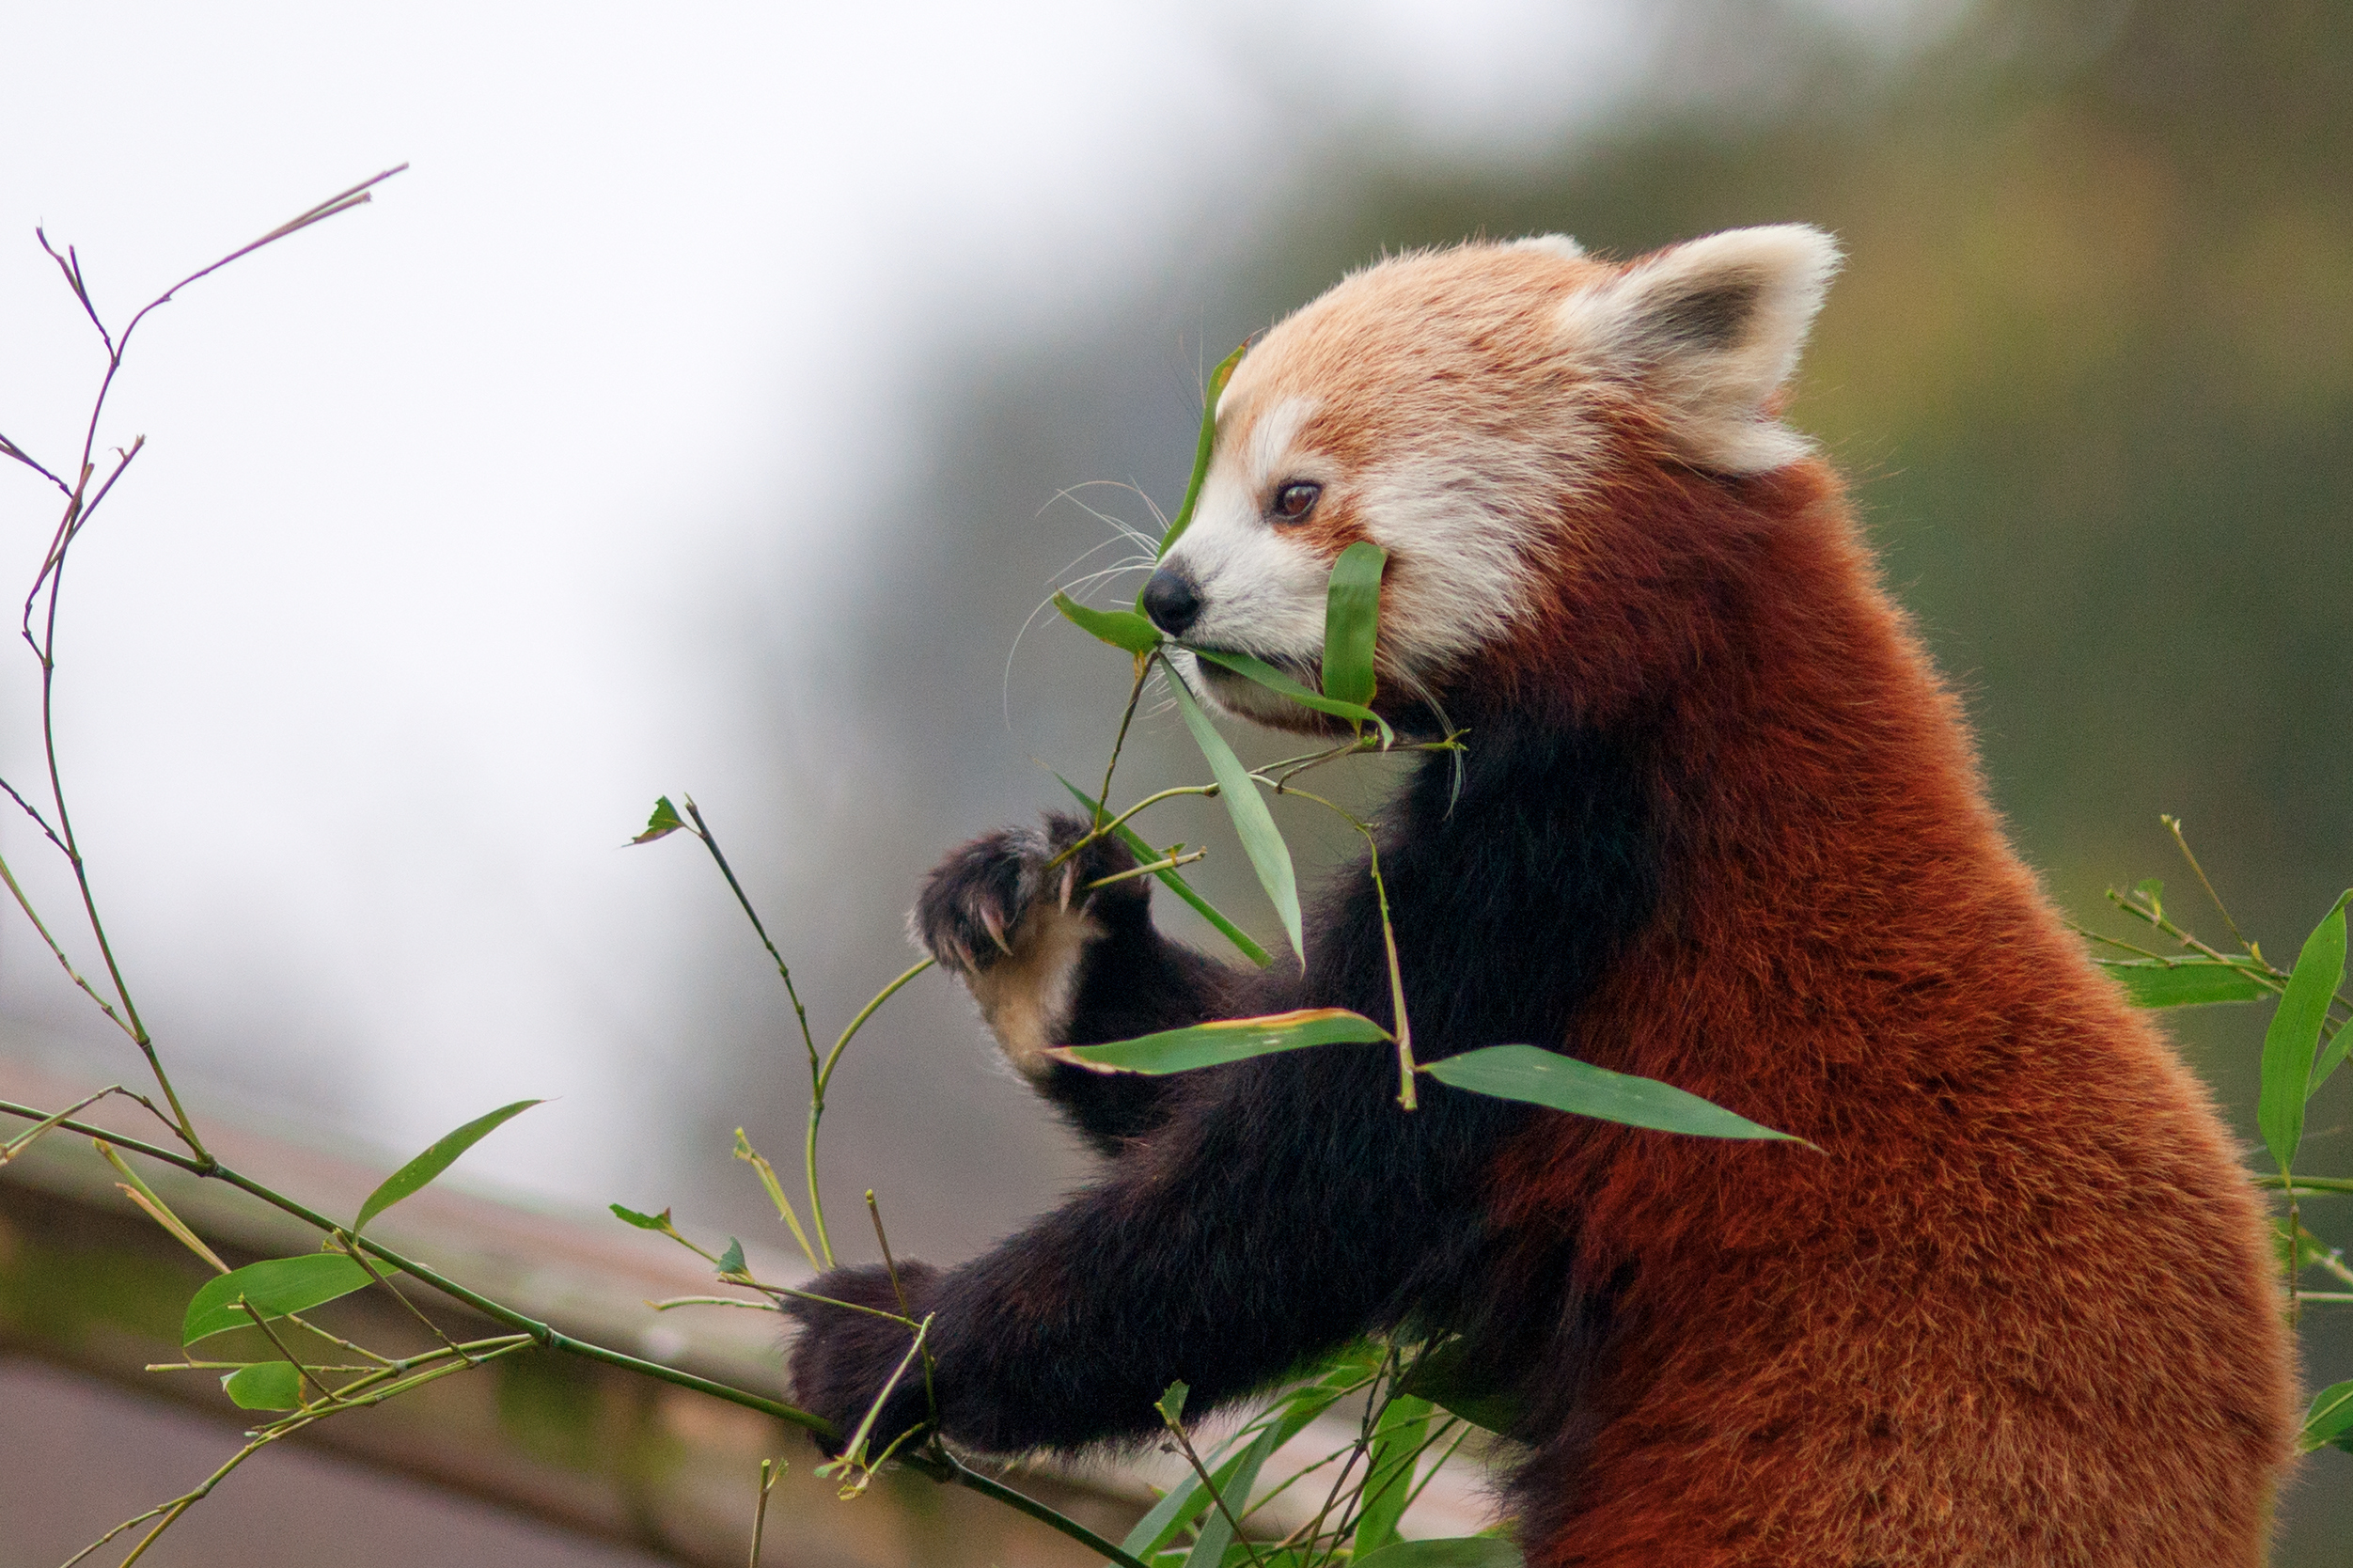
631 796 685 844
1321 541 1387 711
220 1361 307 1411
1271 1347 1385 1435
354 1099 541 1234
1351 1540 1523 1568
716 1237 747 1277
1125 1359 1366 1562
733 1128 821 1265
1155 342 1247 562
2298 1380 2353 1454
1127 1381 1215 1562
610 1202 671 1230
1182 1423 1278 1568
1167 668 1303 963
1122 1455 1225 1560
2312 1018 2353 1102
1423 1045 1801 1142
1047 1009 1388 1075
1053 591 1164 654
183 1254 390 1345
1056 774 1272 967
1403 1339 1522 1435
2259 891 2352 1169
1353 1392 1432 1556
2095 956 2271 1008
1187 647 1393 745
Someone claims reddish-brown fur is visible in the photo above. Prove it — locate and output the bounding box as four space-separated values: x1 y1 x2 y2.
792 234 2300 1566
1482 431 2295 1563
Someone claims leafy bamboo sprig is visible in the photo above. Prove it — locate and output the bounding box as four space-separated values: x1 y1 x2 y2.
2080 822 2353 1457
0 173 1154 1568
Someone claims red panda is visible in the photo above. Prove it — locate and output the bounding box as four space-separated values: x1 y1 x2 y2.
785 227 2297 1565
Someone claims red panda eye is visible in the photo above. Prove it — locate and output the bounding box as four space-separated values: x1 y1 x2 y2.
1272 481 1322 522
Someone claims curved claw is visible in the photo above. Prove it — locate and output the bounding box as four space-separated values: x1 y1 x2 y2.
911 813 1146 981
979 901 1014 956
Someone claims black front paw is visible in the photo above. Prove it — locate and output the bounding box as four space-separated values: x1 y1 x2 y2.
912 811 1143 976
783 1262 942 1459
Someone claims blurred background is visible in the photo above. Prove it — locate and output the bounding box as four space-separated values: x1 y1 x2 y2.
2 0 2347 1562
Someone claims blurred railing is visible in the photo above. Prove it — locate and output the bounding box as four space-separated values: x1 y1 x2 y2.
0 1050 1149 1567
0 1047 1496 1565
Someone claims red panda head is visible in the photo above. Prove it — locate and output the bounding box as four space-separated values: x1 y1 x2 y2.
1148 225 1843 733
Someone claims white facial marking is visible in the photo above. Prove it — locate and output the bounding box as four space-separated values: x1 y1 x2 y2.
1351 441 1563 667
1168 369 1576 701
1162 395 1331 667
1247 395 1316 489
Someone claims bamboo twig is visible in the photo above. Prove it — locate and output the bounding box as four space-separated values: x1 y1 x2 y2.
1084 847 1208 889
1158 1403 1269 1568
0 1102 841 1435
1 169 1206 1568
238 1296 334 1405
749 1458 785 1566
0 1084 121 1163
2163 815 2253 954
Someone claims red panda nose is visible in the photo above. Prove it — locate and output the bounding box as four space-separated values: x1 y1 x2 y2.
1141 566 1204 637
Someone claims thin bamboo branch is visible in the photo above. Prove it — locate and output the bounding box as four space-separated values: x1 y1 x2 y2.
0 1102 839 1435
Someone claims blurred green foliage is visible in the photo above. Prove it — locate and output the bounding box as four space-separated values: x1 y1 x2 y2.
496 1349 609 1471
0 1220 194 1350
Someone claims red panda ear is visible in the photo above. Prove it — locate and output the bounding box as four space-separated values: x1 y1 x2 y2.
1556 224 1842 475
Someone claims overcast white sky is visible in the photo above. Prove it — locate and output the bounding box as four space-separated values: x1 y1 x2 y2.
0 1 1937 1220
